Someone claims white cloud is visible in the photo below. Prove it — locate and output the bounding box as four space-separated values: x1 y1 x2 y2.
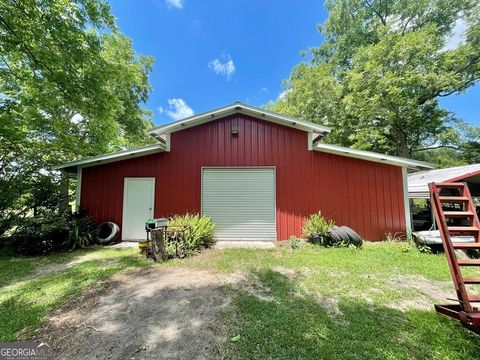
208 55 236 79
164 98 194 120
157 106 164 114
261 87 268 93
443 18 468 51
165 0 183 9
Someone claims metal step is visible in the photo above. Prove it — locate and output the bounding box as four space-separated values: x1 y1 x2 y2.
448 226 479 235
453 243 480 249
443 211 475 218
458 259 480 266
463 277 480 284
439 196 469 203
436 183 466 189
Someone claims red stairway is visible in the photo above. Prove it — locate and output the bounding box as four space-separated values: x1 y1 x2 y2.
429 182 480 335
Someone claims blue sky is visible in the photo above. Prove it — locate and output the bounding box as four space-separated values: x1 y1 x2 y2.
108 0 480 127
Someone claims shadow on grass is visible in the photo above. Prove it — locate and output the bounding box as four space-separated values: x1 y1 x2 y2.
223 269 480 360
0 252 152 341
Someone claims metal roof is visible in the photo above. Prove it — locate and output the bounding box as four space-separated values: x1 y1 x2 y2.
54 103 434 173
314 143 434 170
149 102 331 136
408 164 480 198
53 144 165 173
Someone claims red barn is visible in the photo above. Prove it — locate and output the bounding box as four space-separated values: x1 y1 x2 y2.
57 103 432 242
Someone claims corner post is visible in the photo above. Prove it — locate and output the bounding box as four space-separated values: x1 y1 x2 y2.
402 167 412 237
307 132 313 150
76 167 82 211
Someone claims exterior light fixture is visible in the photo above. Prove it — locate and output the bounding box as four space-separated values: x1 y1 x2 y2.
231 126 239 136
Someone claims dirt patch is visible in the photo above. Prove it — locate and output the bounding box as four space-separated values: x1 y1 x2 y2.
272 266 297 279
35 267 234 360
30 255 120 279
227 272 273 302
307 292 344 319
384 274 455 311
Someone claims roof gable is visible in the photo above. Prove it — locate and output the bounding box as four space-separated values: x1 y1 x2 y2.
54 103 433 172
149 102 331 138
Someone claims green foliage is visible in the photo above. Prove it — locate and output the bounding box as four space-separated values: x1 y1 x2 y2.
0 0 155 238
0 174 68 238
67 213 97 250
269 0 480 165
289 235 300 250
9 213 72 256
302 212 335 243
166 214 216 257
8 211 96 256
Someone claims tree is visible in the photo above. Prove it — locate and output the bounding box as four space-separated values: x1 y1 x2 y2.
270 0 480 161
0 0 154 237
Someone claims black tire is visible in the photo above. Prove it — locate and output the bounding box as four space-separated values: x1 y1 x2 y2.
340 226 363 247
333 227 351 243
96 222 120 244
328 229 342 244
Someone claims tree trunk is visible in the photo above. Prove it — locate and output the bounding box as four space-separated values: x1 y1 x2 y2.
395 126 409 158
151 228 168 262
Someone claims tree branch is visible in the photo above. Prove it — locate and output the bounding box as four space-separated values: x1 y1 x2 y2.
365 0 387 26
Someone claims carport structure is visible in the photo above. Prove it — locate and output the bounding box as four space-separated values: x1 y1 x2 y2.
408 164 480 239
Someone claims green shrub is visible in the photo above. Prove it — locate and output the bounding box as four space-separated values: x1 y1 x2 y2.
289 235 301 250
302 212 335 244
9 210 96 255
166 214 215 257
67 212 97 250
9 213 71 255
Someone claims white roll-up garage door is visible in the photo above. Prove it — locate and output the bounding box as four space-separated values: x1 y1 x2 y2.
202 168 276 241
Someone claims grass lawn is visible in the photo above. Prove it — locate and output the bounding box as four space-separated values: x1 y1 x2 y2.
189 242 480 360
0 246 160 341
1 242 479 359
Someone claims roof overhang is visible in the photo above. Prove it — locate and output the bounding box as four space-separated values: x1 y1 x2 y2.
314 143 434 171
408 164 480 198
148 102 331 137
54 144 165 173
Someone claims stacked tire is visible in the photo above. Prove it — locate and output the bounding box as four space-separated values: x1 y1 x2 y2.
328 225 363 247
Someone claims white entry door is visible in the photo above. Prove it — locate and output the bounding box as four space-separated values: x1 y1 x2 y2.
122 178 155 241
202 168 276 241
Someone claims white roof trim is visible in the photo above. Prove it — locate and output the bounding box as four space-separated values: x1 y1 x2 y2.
149 102 331 136
314 143 433 170
54 144 165 172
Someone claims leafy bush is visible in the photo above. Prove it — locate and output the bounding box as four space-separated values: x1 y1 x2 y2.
289 235 301 250
8 210 96 256
165 214 215 257
302 212 335 244
67 212 97 250
9 213 71 256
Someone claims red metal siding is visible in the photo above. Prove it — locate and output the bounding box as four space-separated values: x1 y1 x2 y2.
81 114 406 241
